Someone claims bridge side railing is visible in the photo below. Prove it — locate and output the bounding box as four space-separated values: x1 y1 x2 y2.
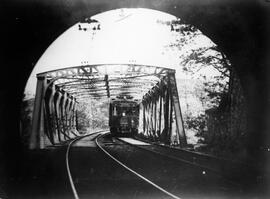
30 75 79 149
139 71 187 147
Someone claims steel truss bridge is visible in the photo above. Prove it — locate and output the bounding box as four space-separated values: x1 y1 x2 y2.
30 64 187 149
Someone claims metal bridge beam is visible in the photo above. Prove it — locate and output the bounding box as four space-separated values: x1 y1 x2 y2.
30 75 80 149
105 74 110 98
45 84 56 144
164 84 170 144
168 73 187 147
141 72 187 147
30 76 46 149
55 91 62 142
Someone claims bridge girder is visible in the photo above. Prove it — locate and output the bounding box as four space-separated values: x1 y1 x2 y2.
30 64 187 149
140 72 187 147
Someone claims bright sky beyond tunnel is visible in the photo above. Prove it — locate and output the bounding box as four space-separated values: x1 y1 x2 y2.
24 8 216 98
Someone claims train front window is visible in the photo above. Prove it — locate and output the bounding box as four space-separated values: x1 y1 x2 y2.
117 107 122 116
112 103 139 117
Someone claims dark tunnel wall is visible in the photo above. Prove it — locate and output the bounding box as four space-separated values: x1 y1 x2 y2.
0 0 269 176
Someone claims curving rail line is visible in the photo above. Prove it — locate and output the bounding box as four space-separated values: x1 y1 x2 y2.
95 134 182 199
66 132 244 199
66 131 108 199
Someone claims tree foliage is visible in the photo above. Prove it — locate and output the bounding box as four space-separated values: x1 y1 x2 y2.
170 22 231 108
76 99 109 132
168 20 247 160
20 96 34 146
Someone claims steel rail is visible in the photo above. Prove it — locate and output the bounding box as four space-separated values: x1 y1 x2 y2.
134 136 257 174
95 134 181 199
65 130 108 199
116 137 242 188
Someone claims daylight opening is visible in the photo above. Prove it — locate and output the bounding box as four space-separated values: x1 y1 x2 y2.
21 8 246 158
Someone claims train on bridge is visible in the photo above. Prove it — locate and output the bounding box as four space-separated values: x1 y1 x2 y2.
109 99 140 137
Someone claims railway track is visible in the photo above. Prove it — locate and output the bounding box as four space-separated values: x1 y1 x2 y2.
66 132 258 199
133 136 259 182
97 134 247 198
67 131 181 199
66 130 108 199
95 133 181 199
115 137 241 187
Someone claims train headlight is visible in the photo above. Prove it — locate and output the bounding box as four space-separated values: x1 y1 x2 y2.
131 119 135 127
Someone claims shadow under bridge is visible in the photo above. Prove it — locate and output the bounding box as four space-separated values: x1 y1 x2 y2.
30 64 187 149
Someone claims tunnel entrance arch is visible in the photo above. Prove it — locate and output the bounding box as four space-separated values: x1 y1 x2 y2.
21 6 257 161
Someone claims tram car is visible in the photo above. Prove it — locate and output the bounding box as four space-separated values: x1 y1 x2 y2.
109 99 139 137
